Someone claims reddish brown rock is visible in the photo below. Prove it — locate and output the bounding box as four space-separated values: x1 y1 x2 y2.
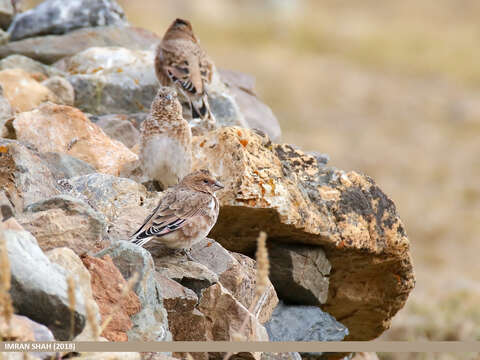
12 103 138 175
82 254 141 341
192 127 414 340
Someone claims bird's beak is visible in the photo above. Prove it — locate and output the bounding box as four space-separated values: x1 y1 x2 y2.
214 181 224 190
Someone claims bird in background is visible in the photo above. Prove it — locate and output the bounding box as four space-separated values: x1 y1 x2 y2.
155 18 215 129
130 169 224 260
139 86 192 189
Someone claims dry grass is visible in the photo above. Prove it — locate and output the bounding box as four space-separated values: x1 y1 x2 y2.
0 231 13 339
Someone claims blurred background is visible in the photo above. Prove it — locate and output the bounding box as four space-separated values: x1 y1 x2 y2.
27 0 480 347
118 0 480 344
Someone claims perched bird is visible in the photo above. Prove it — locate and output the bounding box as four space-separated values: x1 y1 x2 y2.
130 169 224 258
140 86 192 189
155 18 215 128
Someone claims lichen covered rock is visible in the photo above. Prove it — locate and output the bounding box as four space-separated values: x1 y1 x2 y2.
192 126 414 340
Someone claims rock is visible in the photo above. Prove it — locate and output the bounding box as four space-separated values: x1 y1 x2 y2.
8 0 127 41
95 240 172 342
0 25 160 64
155 274 208 343
90 112 148 130
0 28 7 44
17 195 105 255
12 102 138 175
46 247 102 341
0 314 55 341
155 257 218 298
268 243 331 306
3 228 86 340
0 190 14 221
57 46 157 115
219 68 281 141
81 254 141 341
0 84 13 137
198 283 269 342
190 238 278 323
0 69 59 111
265 301 348 341
95 241 159 307
42 76 75 106
40 152 96 181
94 113 140 149
127 305 171 342
0 0 13 29
192 127 414 340
219 69 256 94
60 173 158 241
0 55 65 80
0 139 60 211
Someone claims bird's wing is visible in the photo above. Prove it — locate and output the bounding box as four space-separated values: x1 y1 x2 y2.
160 40 205 95
130 188 211 246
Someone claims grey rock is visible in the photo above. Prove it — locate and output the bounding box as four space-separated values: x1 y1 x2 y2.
94 114 140 148
58 46 158 115
0 0 13 30
0 139 60 212
268 243 331 306
8 0 127 41
0 54 65 78
40 152 96 181
0 25 160 64
219 68 256 94
265 301 348 342
3 229 86 340
20 194 106 255
59 173 158 241
0 190 14 221
41 76 75 106
127 305 171 342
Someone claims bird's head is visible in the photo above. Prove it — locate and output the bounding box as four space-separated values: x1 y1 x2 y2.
182 169 224 194
151 86 182 118
163 18 196 42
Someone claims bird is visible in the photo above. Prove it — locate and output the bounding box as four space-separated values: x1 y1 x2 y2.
154 18 215 129
139 86 192 189
130 169 224 259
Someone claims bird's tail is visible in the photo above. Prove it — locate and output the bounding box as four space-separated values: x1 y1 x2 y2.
191 93 215 129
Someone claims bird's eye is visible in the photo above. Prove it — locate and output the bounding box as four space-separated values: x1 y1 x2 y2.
203 179 209 184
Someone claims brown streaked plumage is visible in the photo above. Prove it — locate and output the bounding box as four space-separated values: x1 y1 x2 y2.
155 18 215 127
140 86 192 189
130 169 224 252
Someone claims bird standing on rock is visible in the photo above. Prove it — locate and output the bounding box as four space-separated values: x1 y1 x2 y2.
130 169 224 259
155 18 215 128
139 86 192 189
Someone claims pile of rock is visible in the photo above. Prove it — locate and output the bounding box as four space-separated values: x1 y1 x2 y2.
0 0 414 359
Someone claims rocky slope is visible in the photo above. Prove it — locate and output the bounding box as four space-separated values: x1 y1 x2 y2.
0 0 414 359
